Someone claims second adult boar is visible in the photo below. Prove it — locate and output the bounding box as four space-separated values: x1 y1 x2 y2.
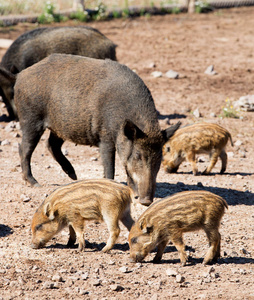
0 26 117 120
162 122 233 175
14 54 181 205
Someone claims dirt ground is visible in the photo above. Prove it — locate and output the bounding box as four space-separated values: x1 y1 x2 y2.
0 6 254 300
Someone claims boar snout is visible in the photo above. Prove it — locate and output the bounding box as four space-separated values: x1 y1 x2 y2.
31 240 45 249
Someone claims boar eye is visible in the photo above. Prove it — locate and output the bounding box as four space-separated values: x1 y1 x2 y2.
131 237 138 244
35 224 43 231
134 151 142 160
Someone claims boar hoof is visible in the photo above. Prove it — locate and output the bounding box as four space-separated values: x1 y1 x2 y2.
152 257 162 264
68 172 77 180
139 199 152 206
102 246 111 253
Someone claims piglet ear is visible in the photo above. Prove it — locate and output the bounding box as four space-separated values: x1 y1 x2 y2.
140 219 153 234
123 119 145 141
43 203 55 220
161 121 181 144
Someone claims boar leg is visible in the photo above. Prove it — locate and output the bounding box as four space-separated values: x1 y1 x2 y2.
102 216 120 252
219 149 227 174
202 149 219 175
171 234 187 266
186 152 198 175
153 239 168 263
67 225 76 248
19 129 44 186
47 132 77 180
203 229 221 264
99 142 115 179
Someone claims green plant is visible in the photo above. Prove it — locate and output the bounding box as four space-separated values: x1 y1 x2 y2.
38 1 66 24
92 1 107 21
220 98 240 119
70 9 90 22
195 0 212 13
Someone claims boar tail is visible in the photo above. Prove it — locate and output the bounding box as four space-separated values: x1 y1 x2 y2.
161 121 181 144
229 133 234 147
0 67 16 84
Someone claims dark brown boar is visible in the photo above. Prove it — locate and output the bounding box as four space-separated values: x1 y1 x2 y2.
128 190 228 265
31 179 134 252
0 26 117 120
14 54 181 205
162 122 233 175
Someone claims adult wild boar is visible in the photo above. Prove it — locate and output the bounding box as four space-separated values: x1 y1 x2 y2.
14 54 181 205
0 26 117 120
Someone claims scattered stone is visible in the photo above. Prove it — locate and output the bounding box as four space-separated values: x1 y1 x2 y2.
91 279 101 286
119 266 128 273
176 275 185 283
108 260 115 265
4 121 16 132
210 112 216 117
13 132 20 138
234 95 254 111
52 275 63 282
20 194 31 203
62 148 68 156
166 268 178 277
165 69 179 79
90 157 98 161
205 65 217 75
227 152 234 158
1 139 10 146
151 71 163 78
43 281 55 289
0 38 13 49
110 284 124 291
238 150 246 158
148 62 156 68
193 108 201 118
79 289 89 295
234 140 242 147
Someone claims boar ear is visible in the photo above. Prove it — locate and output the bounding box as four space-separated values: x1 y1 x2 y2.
10 65 19 74
161 121 181 144
123 119 145 141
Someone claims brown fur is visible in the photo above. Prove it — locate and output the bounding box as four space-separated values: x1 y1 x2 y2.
162 123 233 175
31 179 134 252
128 190 228 265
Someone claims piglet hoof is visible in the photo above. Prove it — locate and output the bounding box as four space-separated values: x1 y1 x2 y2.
139 198 152 206
102 246 111 253
152 257 162 264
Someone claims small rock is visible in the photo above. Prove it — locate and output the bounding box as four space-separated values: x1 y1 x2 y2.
176 275 185 283
81 272 89 280
236 174 243 179
13 132 20 138
235 140 242 147
208 266 215 274
52 275 63 282
166 268 178 277
227 152 234 158
165 69 179 79
197 156 206 163
148 62 156 68
119 266 128 273
238 150 246 158
205 65 217 75
79 289 89 295
4 121 16 132
20 194 31 203
234 94 254 111
62 148 68 156
91 279 101 286
43 281 54 289
110 284 124 291
108 260 115 265
210 112 216 117
193 108 201 118
1 139 10 146
151 71 163 78
90 157 98 161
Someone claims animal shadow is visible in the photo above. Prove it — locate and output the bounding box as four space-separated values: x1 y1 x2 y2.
0 224 13 237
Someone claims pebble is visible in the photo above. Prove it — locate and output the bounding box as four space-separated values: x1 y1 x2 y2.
165 69 179 79
210 112 216 117
4 121 16 132
235 140 242 146
20 194 31 203
91 279 101 286
193 108 201 118
204 65 217 75
151 71 163 78
176 275 185 283
110 284 124 291
119 266 128 273
1 139 10 146
43 281 54 289
166 268 178 277
52 274 63 282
